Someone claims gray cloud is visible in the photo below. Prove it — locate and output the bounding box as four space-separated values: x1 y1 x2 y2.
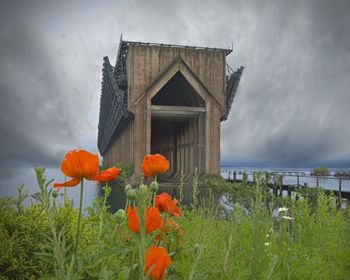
0 0 104 177
221 0 350 167
0 0 349 192
0 7 74 169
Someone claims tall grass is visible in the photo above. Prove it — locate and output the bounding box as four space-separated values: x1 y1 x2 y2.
176 177 350 280
0 171 349 279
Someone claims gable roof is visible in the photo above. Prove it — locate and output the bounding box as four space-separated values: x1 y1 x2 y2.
134 55 225 114
124 40 232 56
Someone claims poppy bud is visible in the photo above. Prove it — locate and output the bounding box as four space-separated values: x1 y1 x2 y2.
52 190 58 198
124 184 132 195
139 184 149 195
150 181 159 193
126 189 137 201
115 209 126 223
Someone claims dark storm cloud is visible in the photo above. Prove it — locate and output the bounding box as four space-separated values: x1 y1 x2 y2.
0 0 100 176
0 6 74 169
221 0 350 167
0 0 349 183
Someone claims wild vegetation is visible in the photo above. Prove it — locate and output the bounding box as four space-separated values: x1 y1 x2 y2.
110 162 134 182
311 166 330 176
0 151 350 279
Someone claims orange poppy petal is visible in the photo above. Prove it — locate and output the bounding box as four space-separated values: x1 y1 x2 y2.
145 247 172 280
146 207 163 234
164 219 177 233
60 149 99 180
78 150 99 180
142 154 169 178
164 219 183 236
127 206 163 235
60 151 79 178
155 192 181 216
168 201 181 217
127 206 140 233
53 177 81 188
155 193 171 208
95 167 121 183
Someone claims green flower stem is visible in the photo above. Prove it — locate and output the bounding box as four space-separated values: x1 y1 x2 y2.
98 183 109 242
149 189 156 208
157 213 168 247
137 232 146 280
64 176 67 205
73 179 84 270
152 176 158 207
153 192 156 207
124 198 129 211
137 194 147 280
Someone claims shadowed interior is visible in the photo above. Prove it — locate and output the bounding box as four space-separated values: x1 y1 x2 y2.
151 72 205 179
151 71 205 107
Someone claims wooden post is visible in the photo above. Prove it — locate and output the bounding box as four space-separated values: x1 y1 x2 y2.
297 173 300 187
233 171 236 181
287 185 291 197
273 186 278 197
316 176 319 187
279 176 283 196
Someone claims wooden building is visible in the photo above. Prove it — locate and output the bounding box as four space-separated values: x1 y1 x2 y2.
97 37 243 178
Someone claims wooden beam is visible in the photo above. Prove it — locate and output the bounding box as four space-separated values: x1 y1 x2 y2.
151 105 205 118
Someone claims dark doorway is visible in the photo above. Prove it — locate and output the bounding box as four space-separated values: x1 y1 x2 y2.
151 117 199 179
150 71 205 179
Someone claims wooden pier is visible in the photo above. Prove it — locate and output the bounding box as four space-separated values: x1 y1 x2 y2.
224 170 350 201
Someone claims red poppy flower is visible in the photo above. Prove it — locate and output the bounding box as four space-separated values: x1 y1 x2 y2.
164 219 183 235
145 247 171 280
142 154 170 178
155 193 181 217
127 206 140 233
154 219 183 244
127 206 163 234
54 149 99 188
94 167 121 183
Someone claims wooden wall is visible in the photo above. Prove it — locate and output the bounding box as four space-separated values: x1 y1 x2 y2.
107 43 227 175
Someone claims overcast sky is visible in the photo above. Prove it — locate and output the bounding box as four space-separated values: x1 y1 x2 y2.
1 0 350 192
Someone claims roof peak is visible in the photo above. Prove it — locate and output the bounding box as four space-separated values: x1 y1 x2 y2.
122 40 233 56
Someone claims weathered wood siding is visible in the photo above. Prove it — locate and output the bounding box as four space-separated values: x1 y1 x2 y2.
124 44 226 175
127 44 226 110
103 122 133 168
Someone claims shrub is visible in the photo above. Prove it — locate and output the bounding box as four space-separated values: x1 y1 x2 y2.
110 162 134 181
311 166 330 176
0 198 51 279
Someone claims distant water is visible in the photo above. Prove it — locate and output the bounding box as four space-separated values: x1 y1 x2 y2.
0 167 101 209
220 167 350 192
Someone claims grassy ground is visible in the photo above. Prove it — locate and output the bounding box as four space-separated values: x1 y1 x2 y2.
0 173 349 279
